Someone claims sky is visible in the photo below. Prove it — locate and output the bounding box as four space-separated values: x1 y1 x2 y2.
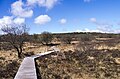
0 0 120 34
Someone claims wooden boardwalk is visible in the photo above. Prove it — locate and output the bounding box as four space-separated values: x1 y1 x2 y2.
14 57 37 79
14 47 59 79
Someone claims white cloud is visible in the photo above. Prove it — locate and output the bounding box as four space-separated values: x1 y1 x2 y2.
114 29 120 33
0 16 25 29
11 0 59 18
27 0 38 6
97 24 113 33
90 18 97 23
89 17 120 33
34 15 51 25
13 17 25 24
76 28 103 33
118 22 120 25
11 0 33 18
59 18 67 24
0 16 13 26
41 0 58 9
76 28 120 33
27 0 59 9
57 28 103 33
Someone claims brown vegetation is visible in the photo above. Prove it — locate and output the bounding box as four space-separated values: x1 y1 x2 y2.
0 32 120 79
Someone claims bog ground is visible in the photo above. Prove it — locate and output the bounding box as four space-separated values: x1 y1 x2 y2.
0 33 120 79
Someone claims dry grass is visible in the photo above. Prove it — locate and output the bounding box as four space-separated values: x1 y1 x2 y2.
0 37 120 79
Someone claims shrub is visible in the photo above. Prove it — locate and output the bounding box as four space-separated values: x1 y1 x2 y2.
60 35 73 44
40 31 54 45
80 35 93 42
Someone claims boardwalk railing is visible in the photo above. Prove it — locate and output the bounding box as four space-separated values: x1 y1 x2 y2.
14 47 60 79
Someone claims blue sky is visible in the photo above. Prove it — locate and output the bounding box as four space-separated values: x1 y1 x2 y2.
0 0 120 34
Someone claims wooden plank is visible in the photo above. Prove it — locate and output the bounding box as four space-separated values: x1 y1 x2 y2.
31 51 54 59
14 57 37 79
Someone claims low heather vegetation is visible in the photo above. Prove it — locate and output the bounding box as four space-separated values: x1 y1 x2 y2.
0 32 120 79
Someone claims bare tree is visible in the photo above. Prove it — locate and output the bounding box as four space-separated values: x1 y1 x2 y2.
1 24 29 58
